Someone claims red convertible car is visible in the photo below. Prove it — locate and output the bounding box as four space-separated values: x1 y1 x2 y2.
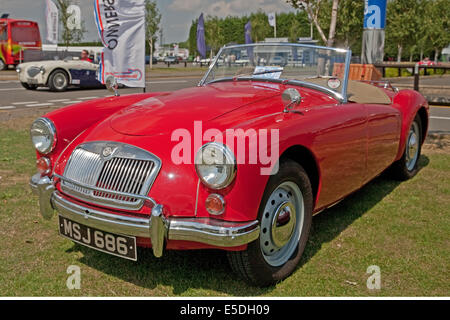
30 43 429 286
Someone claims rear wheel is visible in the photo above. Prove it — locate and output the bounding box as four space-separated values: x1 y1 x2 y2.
389 114 422 180
227 160 313 286
0 59 5 71
48 70 69 92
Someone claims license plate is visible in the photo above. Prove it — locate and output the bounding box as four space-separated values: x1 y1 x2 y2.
27 78 38 84
58 215 137 261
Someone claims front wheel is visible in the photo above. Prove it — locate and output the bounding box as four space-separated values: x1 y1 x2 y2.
389 114 423 180
227 160 313 286
48 70 69 92
0 59 6 71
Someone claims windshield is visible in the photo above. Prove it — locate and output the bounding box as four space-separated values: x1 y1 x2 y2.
200 43 351 101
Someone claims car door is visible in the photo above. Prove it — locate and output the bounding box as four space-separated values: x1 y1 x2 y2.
365 104 401 183
69 62 100 87
308 102 368 208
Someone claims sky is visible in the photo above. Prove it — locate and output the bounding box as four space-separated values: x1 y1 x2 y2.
0 0 296 44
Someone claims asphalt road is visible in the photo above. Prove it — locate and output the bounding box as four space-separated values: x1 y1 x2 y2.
0 77 200 108
0 77 448 133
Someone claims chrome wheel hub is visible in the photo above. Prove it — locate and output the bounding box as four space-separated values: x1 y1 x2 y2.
54 74 67 89
260 181 304 267
271 201 296 248
406 122 420 171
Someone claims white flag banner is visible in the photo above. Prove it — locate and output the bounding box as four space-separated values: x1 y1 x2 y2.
268 12 276 27
45 0 59 44
94 0 146 88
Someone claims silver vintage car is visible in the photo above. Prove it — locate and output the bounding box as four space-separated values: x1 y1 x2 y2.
16 57 102 91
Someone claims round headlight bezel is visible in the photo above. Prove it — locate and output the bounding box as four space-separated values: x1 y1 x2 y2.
195 142 237 190
30 117 57 155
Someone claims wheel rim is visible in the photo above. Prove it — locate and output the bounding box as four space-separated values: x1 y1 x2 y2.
406 121 420 171
260 181 304 267
53 73 67 90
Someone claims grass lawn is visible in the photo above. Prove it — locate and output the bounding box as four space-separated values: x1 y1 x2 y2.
0 123 448 297
385 67 447 78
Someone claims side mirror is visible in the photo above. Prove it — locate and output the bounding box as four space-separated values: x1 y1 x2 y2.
282 88 302 113
105 76 120 96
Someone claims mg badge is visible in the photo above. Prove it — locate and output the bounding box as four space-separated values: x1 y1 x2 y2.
102 146 114 157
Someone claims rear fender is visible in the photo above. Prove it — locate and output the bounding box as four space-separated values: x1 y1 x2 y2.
392 89 429 161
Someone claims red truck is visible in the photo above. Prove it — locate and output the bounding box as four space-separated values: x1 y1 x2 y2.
0 18 42 70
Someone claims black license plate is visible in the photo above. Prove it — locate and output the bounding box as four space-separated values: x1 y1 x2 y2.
58 215 137 261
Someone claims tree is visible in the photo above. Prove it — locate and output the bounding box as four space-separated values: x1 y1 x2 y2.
424 0 450 62
287 0 340 47
145 0 161 69
386 0 422 62
334 0 364 49
250 10 272 43
205 16 224 58
56 0 86 48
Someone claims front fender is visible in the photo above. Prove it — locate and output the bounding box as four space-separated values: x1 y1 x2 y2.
36 92 168 165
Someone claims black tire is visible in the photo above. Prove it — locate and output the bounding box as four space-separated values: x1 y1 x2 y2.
48 70 69 92
21 82 38 90
227 160 313 287
389 114 423 180
0 59 5 71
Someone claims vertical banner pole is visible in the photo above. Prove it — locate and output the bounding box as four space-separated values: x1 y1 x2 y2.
362 0 387 64
274 14 277 38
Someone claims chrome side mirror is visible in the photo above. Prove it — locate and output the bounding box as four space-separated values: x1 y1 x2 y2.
282 88 302 113
105 76 120 96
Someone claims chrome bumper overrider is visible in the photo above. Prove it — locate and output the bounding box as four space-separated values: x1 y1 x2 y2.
30 173 260 257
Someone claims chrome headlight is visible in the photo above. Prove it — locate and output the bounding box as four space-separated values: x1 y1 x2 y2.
16 66 21 73
195 142 236 190
39 66 46 74
30 118 57 154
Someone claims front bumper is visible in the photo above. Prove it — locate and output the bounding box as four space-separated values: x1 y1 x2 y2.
30 173 260 257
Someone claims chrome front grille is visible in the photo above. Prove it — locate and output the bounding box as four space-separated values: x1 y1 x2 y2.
63 148 103 195
61 141 161 210
94 157 154 201
27 66 41 78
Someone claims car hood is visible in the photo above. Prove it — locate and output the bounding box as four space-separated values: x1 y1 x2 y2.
109 81 282 136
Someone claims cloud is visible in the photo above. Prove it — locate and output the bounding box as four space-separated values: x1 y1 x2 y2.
169 0 294 17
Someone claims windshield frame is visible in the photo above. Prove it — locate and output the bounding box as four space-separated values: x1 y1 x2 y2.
198 43 352 103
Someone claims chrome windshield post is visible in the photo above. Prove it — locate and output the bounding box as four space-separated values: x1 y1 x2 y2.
198 46 225 87
341 49 352 104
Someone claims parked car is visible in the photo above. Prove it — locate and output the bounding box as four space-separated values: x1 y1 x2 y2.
30 43 429 286
418 58 438 66
16 57 102 91
145 55 158 65
268 55 287 66
163 56 178 64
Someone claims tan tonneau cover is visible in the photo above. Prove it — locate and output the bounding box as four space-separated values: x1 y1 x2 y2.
306 78 392 105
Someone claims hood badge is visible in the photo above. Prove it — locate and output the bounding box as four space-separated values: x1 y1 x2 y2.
102 146 115 158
